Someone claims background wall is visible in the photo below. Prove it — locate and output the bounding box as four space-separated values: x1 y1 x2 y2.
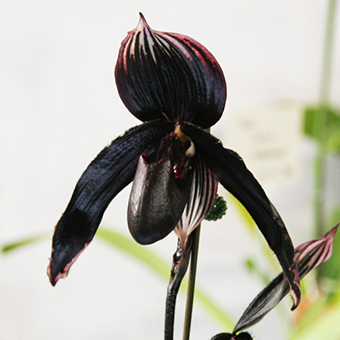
0 1 339 339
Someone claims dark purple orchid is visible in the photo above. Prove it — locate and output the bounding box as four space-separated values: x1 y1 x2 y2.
47 13 300 309
208 225 338 340
211 332 253 340
231 225 338 335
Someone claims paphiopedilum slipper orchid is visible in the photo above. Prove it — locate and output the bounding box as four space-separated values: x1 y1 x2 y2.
231 224 338 335
211 332 253 340
47 13 300 309
208 225 338 340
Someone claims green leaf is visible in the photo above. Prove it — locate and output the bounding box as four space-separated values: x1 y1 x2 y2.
327 127 340 153
2 227 235 328
303 105 340 152
97 228 171 279
318 208 340 300
1 232 50 253
96 227 235 329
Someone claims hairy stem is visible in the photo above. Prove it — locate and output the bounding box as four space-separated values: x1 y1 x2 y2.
165 239 192 340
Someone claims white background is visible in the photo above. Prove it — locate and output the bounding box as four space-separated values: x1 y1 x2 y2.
0 1 339 340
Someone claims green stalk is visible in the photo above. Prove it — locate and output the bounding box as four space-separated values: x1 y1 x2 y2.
182 226 201 340
314 0 337 237
319 0 337 106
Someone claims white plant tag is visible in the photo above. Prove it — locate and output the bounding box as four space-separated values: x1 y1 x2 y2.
225 102 302 185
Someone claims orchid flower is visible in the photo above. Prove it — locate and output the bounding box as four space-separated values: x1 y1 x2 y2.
47 14 300 309
211 332 253 340
214 224 338 339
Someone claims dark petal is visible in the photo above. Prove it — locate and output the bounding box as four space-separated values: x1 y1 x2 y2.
181 123 301 309
233 225 338 333
127 130 194 244
210 333 253 340
48 120 174 285
234 272 286 332
210 333 234 340
174 154 218 248
115 13 226 128
128 154 192 245
294 224 338 277
235 333 253 340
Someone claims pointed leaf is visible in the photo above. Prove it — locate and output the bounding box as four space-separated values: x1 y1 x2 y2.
1 232 49 254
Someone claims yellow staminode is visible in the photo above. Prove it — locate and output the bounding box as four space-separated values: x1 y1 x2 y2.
174 125 195 157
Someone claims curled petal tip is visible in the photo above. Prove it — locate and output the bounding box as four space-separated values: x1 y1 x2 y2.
47 267 65 287
290 284 301 311
47 265 57 287
47 259 67 287
288 259 301 310
48 244 88 286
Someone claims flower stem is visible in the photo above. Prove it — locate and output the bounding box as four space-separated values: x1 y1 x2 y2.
182 225 201 340
165 239 192 340
319 0 337 106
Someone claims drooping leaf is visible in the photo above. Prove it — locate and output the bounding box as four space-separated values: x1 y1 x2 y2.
1 232 49 253
2 227 234 328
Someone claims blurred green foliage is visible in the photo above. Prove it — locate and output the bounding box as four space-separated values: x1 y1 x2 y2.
303 106 340 153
